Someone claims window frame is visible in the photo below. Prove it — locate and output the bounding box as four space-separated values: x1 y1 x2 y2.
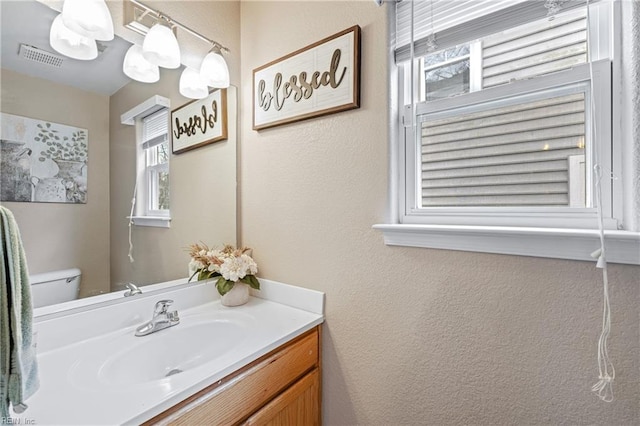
142 133 170 217
401 60 613 229
375 0 640 265
133 106 171 228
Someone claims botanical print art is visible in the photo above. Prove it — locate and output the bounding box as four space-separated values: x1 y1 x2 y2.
0 112 88 204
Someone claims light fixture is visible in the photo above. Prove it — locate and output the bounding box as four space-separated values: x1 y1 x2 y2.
200 46 230 88
61 0 114 41
123 0 231 89
123 45 160 83
142 19 181 69
179 68 209 99
49 14 98 61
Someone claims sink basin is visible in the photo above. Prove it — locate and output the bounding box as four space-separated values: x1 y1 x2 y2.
69 316 250 389
99 320 246 385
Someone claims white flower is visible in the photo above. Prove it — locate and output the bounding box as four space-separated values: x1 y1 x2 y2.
189 259 204 271
219 254 258 282
220 257 242 281
241 254 258 275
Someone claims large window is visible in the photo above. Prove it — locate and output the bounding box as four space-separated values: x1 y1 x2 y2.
396 0 614 228
375 0 639 264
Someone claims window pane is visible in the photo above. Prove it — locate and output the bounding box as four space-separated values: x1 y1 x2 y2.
482 9 587 88
149 168 170 212
420 91 587 208
425 59 470 101
424 44 470 68
145 142 169 167
157 170 170 210
156 142 169 164
420 9 588 101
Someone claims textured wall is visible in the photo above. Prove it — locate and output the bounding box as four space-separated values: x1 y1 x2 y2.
239 2 639 424
0 69 111 298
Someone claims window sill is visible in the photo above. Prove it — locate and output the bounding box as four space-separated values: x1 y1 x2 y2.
129 216 171 228
372 224 640 265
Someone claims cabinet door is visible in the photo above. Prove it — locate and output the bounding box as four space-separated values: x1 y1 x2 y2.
243 369 320 426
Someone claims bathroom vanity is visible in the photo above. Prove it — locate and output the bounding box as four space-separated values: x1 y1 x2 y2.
19 279 324 425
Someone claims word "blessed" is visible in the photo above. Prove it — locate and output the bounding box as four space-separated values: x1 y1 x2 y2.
173 101 218 139
258 48 347 112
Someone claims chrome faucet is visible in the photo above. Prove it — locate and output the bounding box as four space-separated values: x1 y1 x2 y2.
135 300 180 337
124 282 142 297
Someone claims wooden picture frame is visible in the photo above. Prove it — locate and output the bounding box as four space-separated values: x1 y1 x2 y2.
252 25 361 130
172 89 228 154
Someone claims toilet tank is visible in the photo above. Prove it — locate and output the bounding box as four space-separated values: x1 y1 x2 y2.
29 268 81 308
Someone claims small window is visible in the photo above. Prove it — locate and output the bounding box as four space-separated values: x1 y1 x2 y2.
140 109 170 217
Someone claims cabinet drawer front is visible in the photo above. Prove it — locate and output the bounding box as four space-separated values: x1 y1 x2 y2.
154 329 319 426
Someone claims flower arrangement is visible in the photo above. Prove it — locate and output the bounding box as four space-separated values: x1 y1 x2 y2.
188 243 260 296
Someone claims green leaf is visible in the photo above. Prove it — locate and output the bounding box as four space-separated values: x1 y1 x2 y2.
39 157 45 162
240 275 260 290
216 277 235 296
46 123 51 128
34 137 40 141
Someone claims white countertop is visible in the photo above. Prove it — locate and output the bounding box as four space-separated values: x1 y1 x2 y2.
17 279 324 425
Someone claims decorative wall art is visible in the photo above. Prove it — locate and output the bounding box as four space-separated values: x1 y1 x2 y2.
252 25 361 130
172 89 228 154
0 112 88 204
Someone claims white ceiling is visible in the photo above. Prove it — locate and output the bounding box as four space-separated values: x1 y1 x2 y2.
0 0 132 96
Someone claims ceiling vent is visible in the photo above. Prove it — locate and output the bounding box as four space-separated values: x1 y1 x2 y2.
18 44 64 68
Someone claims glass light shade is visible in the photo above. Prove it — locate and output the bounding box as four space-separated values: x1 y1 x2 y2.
61 0 114 41
123 45 160 83
179 68 209 99
142 23 181 69
199 51 230 88
49 14 98 61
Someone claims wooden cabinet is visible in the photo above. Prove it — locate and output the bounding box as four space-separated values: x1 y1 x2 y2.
145 326 321 426
243 369 320 425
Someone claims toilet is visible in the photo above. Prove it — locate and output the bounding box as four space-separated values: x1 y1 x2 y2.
29 268 82 308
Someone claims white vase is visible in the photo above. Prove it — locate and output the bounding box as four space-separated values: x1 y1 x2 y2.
220 282 250 307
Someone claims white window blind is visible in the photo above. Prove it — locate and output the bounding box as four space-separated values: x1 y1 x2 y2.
142 109 168 150
395 0 588 62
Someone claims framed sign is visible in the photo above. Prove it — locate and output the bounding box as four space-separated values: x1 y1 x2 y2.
253 25 361 130
172 88 228 154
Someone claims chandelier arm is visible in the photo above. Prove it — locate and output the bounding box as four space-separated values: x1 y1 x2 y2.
128 0 230 53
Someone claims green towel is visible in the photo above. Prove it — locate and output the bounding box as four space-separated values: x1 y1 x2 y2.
0 206 39 422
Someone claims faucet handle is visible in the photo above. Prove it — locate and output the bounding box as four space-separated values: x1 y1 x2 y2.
154 299 174 315
124 282 142 297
